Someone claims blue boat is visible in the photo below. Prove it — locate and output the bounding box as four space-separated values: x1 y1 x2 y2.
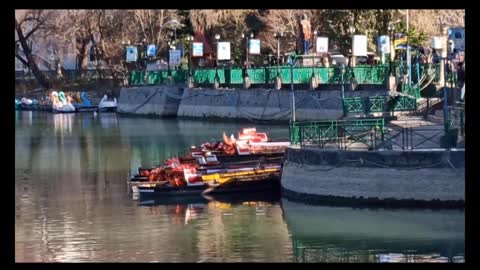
73 92 98 112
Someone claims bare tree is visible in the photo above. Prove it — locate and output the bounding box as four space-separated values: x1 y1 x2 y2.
15 9 54 88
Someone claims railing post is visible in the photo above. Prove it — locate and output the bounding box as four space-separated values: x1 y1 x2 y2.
460 110 464 137
299 126 303 149
409 127 413 151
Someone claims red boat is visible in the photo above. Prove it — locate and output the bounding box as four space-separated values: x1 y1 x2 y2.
128 128 289 196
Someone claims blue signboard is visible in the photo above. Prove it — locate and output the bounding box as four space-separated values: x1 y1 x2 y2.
147 44 156 57
192 42 203 57
377 35 390 54
169 50 182 66
126 46 138 62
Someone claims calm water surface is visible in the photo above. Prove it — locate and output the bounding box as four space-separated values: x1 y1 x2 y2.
15 111 464 262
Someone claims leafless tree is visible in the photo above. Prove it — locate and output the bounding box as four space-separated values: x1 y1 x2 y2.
15 9 55 88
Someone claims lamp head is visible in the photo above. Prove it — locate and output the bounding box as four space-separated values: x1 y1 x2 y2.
215 34 220 40
250 33 254 38
348 26 355 35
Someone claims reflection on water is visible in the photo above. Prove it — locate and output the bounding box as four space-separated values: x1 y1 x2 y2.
15 112 464 262
53 113 74 136
281 198 465 263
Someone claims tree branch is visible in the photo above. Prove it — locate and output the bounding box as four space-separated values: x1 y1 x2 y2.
15 53 29 67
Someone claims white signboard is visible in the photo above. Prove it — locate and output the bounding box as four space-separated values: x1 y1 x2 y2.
147 44 156 57
249 39 261 55
377 35 390 54
316 37 329 53
192 42 203 57
126 46 138 62
431 36 445 50
169 50 181 66
217 42 231 60
352 35 368 56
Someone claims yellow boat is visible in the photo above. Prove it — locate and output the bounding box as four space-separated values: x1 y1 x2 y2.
201 167 281 184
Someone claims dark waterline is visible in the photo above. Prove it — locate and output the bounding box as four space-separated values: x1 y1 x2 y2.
15 111 464 262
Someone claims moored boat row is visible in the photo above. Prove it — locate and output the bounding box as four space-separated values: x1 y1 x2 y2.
129 128 289 199
16 91 117 113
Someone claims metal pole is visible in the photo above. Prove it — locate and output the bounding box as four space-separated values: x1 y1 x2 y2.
341 68 345 99
443 58 449 133
277 38 280 76
407 10 412 88
312 35 315 76
216 41 219 78
246 36 249 73
188 38 192 77
291 63 295 122
389 30 393 76
416 48 420 98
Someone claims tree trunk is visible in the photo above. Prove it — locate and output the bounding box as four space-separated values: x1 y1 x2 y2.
15 19 50 89
76 39 88 78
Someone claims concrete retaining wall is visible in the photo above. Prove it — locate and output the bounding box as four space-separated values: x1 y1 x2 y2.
177 88 387 121
117 86 184 116
281 148 465 207
117 86 388 120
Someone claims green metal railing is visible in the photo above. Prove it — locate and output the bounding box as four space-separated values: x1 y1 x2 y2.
289 119 385 150
128 64 440 86
343 95 417 115
289 118 463 150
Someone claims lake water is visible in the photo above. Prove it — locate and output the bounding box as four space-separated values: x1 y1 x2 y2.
15 111 464 262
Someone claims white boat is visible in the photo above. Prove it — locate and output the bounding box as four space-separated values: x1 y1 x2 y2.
232 128 291 155
20 98 33 105
98 94 117 112
51 91 76 113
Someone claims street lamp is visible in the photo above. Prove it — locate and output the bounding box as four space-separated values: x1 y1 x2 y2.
121 40 130 85
348 26 355 68
397 10 411 88
241 32 254 89
310 29 318 90
340 63 346 100
273 32 284 90
214 34 220 89
387 24 394 76
187 35 194 88
167 40 173 78
141 38 147 70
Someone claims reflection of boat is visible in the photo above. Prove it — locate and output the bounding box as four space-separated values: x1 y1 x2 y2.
281 198 465 262
98 94 117 112
99 113 118 128
137 189 281 206
53 113 74 135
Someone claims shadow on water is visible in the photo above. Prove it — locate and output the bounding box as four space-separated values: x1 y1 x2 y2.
280 198 465 263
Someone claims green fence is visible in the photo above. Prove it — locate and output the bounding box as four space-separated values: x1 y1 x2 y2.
129 64 440 87
289 119 385 150
343 95 417 115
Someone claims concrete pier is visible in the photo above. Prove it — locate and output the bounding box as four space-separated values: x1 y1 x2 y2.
281 148 465 208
